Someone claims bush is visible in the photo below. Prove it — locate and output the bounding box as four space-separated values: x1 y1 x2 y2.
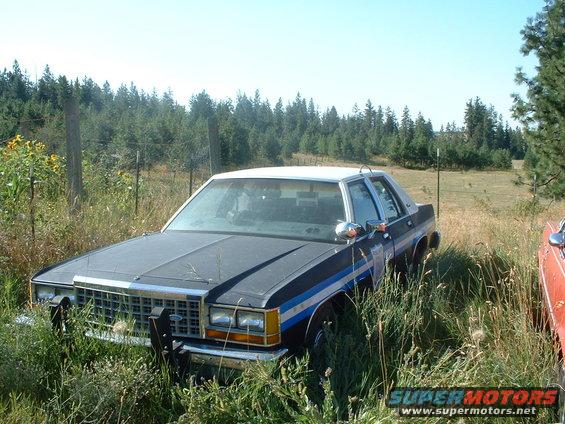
82 159 138 208
490 149 512 169
0 134 139 224
0 135 63 220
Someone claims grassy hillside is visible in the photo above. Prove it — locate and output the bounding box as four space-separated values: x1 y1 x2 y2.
0 155 563 423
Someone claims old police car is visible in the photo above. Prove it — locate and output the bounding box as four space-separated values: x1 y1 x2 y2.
30 166 439 369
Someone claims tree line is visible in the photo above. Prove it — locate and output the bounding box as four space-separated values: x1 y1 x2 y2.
0 60 526 172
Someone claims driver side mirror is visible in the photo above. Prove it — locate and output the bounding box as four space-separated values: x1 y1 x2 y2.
549 232 565 248
335 222 363 240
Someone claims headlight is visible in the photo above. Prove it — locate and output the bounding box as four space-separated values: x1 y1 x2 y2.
36 285 56 302
209 307 236 327
237 310 264 332
34 285 75 303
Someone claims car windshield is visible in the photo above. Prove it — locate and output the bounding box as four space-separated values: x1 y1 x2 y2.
166 178 345 242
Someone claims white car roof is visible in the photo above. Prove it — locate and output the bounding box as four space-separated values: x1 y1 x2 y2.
213 166 387 182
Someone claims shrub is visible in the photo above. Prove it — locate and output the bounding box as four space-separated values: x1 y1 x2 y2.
490 149 512 169
0 135 63 219
0 135 140 224
82 159 138 208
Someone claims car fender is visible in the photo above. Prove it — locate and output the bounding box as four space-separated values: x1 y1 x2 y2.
304 290 346 341
411 234 428 264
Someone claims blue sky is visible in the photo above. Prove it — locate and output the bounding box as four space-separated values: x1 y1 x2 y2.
2 0 542 126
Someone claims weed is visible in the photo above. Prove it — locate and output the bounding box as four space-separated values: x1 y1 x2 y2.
0 158 562 422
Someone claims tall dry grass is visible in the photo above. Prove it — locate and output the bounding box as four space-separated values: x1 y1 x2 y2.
0 166 563 423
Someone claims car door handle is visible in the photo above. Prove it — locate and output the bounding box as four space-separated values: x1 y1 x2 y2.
383 232 391 240
407 220 413 227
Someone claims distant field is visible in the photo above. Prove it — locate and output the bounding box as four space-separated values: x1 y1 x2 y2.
290 153 532 211
386 166 528 210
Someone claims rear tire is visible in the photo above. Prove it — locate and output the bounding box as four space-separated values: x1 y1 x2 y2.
409 242 427 277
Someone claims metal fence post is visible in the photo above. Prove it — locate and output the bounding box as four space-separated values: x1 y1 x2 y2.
189 168 193 197
533 173 537 203
29 163 35 244
436 148 440 219
134 150 140 215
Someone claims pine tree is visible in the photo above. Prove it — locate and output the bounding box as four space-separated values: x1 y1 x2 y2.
363 100 376 134
399 106 414 143
37 65 58 105
383 107 398 136
513 0 565 198
273 98 284 137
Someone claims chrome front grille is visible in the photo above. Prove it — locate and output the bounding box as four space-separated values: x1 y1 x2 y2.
75 285 201 338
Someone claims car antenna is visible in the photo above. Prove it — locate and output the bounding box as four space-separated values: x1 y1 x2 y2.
359 164 373 174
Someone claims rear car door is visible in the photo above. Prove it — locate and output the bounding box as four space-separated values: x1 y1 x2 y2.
369 176 414 271
346 178 393 288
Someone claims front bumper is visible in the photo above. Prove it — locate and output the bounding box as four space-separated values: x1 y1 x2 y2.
87 329 288 369
16 313 287 370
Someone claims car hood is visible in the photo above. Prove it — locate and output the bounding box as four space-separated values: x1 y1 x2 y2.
33 231 338 307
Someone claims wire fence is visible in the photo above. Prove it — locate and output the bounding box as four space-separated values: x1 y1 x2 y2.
3 126 537 245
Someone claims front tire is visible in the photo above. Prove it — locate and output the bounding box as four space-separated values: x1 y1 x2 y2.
305 302 336 354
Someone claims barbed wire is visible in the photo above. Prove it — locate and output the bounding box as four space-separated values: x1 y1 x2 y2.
402 188 527 197
17 116 58 123
32 138 202 148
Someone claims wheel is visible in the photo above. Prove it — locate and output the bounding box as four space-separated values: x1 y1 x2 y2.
409 242 427 277
305 302 336 354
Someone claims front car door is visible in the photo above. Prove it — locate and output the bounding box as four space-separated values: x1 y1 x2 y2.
369 176 414 272
346 178 392 288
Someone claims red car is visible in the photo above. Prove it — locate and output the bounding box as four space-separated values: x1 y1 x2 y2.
540 219 565 355
539 218 565 420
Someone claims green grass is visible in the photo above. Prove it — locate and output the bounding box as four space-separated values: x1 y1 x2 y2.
0 158 563 423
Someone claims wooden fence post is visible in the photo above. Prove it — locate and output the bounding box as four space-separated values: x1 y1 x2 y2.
63 95 83 214
208 117 221 175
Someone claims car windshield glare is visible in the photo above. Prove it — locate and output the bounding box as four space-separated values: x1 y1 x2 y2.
166 178 346 242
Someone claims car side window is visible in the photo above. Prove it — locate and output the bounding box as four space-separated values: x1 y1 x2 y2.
371 178 405 222
348 180 381 230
